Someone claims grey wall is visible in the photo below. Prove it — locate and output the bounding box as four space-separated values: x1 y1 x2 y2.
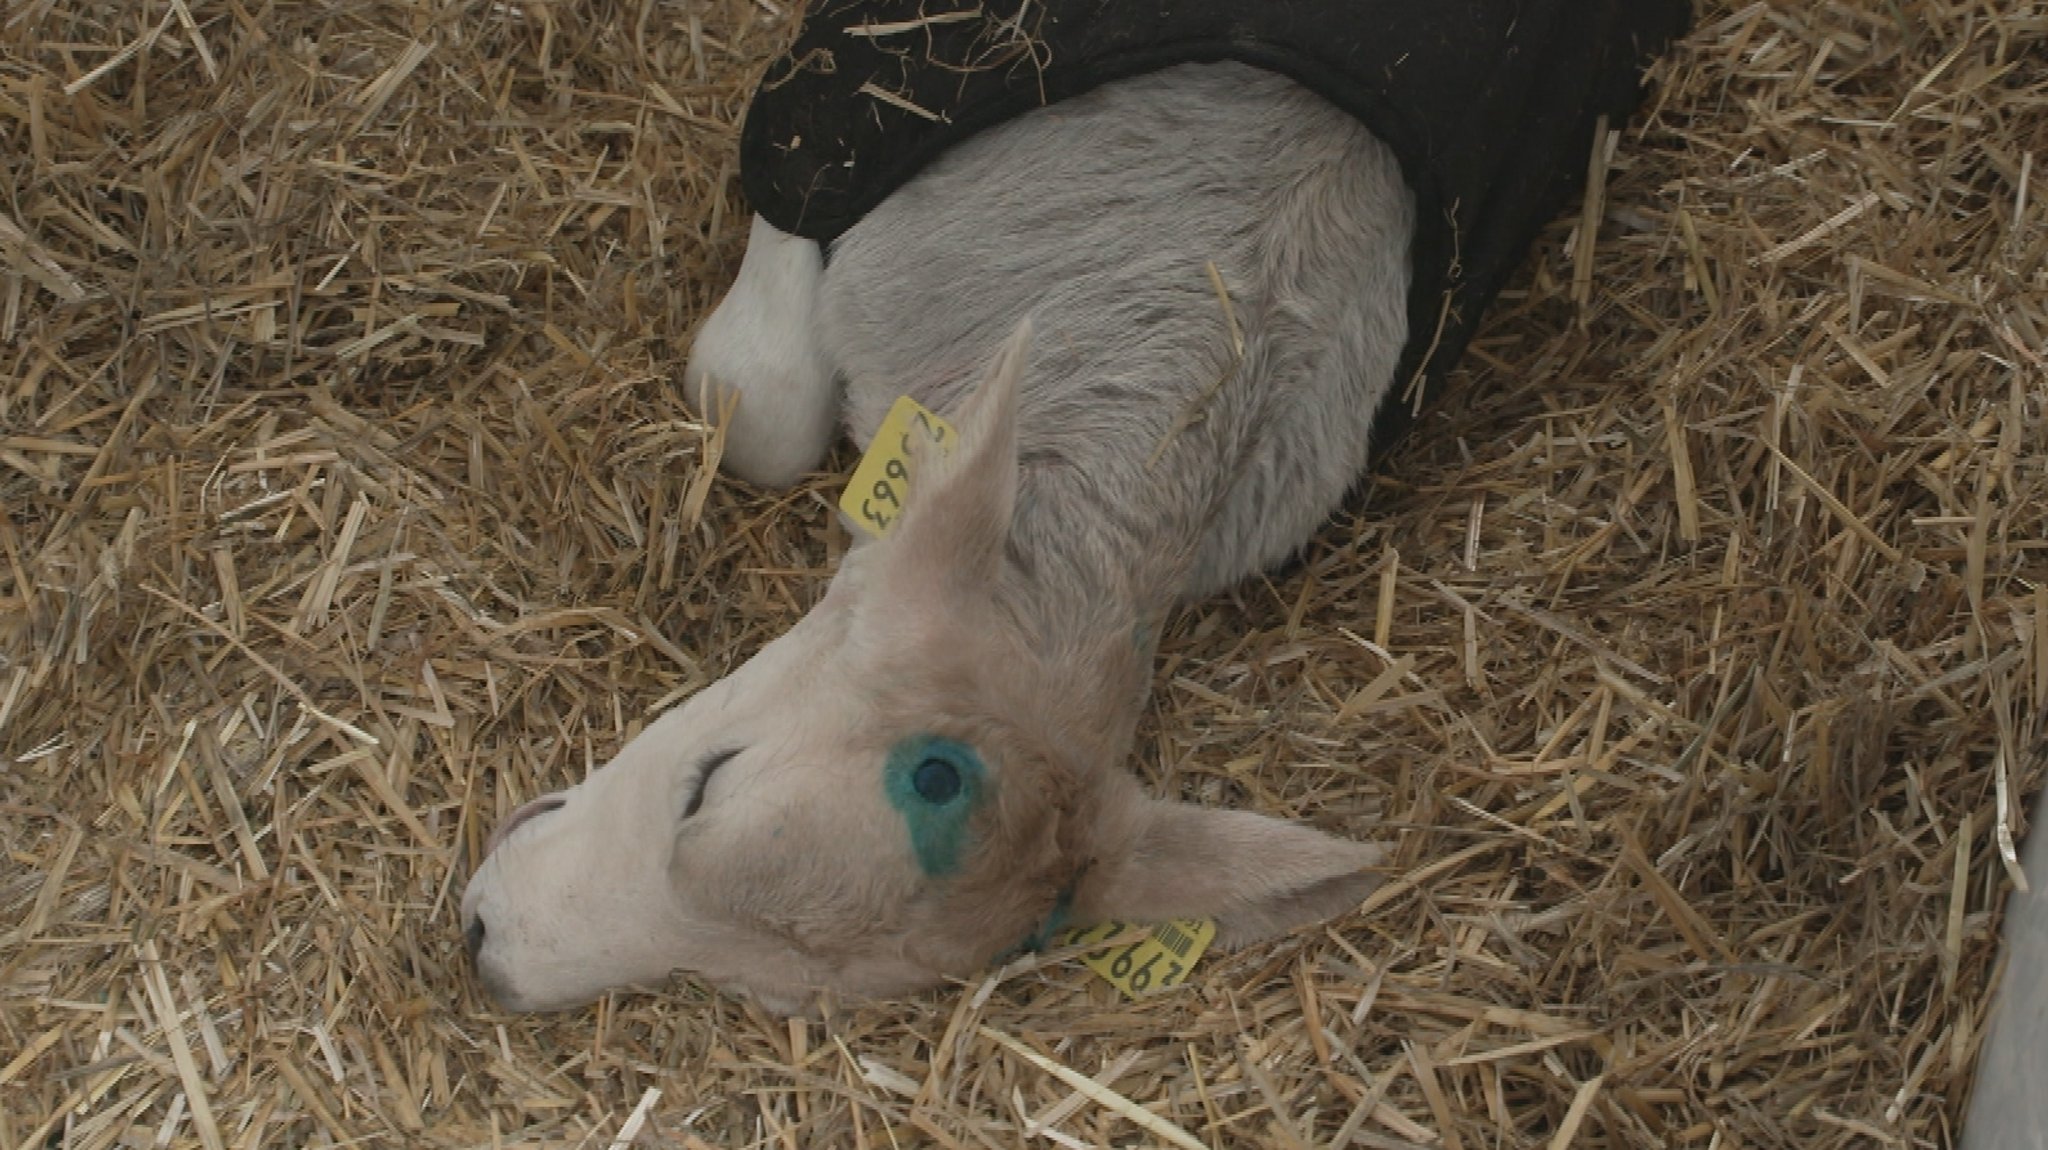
1963 804 2048 1150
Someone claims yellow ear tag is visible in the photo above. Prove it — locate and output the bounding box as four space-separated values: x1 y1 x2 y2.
1060 918 1217 998
840 396 957 538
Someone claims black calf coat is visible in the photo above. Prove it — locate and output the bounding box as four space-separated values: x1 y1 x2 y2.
737 0 1691 439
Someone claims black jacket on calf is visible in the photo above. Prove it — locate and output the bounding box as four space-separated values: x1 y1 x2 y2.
738 0 1692 440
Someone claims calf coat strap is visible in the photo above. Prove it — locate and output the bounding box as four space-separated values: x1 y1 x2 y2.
738 0 1691 442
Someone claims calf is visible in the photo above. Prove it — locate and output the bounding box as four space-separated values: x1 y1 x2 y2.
461 0 1686 1013
463 63 1402 1013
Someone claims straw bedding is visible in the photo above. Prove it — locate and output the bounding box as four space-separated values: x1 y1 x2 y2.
1 1 2042 1147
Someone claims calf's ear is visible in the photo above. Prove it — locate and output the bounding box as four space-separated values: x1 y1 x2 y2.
880 317 1031 587
1072 790 1386 948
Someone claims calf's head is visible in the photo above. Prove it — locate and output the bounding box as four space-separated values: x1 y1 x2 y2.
460 320 1384 1014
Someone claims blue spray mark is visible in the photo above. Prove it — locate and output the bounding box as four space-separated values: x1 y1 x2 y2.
884 735 987 877
1018 887 1074 954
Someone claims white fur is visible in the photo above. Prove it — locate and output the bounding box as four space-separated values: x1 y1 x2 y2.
820 63 1412 599
464 62 1413 1013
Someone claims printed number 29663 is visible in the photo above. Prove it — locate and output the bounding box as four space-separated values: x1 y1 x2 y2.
843 398 954 538
1062 918 1216 998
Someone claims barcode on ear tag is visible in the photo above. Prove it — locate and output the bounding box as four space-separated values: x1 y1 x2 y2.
840 395 956 538
1060 918 1217 998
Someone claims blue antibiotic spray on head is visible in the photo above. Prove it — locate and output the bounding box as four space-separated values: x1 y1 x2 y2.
884 735 986 876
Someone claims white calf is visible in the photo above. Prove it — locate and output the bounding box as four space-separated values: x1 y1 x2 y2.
462 62 1411 1014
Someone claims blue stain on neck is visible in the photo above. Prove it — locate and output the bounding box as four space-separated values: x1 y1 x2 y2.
1020 887 1074 953
994 885 1078 961
884 735 987 877
1133 612 1167 661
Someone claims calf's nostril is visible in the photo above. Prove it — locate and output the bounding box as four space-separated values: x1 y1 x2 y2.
465 915 487 963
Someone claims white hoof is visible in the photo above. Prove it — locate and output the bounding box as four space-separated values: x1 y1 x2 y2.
685 216 840 488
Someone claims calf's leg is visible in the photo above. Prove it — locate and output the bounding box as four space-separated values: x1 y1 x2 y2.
684 215 840 488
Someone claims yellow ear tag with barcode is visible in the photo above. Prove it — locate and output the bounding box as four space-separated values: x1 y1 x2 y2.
840 396 957 538
1060 918 1217 998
